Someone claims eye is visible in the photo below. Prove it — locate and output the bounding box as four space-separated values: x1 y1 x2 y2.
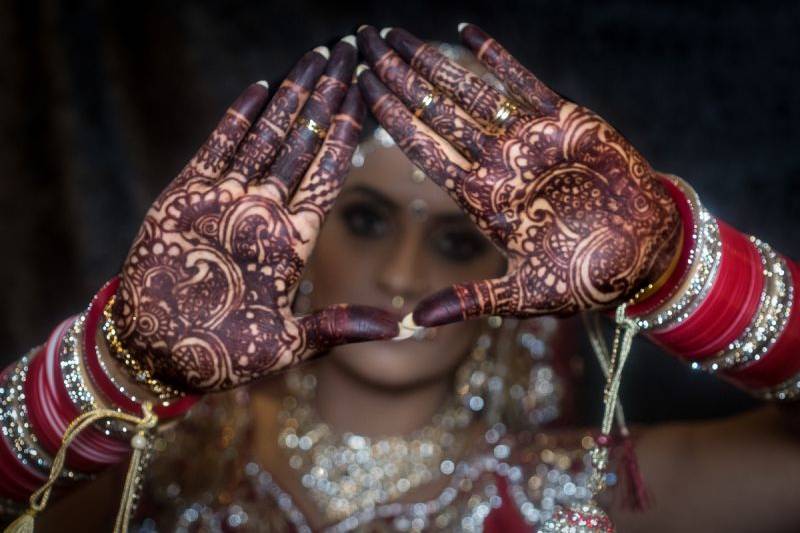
431 225 489 263
339 201 391 239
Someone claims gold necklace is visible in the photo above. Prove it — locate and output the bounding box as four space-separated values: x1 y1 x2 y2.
276 371 473 523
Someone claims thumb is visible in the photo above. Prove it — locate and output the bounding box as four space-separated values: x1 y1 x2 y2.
411 275 521 328
297 304 400 355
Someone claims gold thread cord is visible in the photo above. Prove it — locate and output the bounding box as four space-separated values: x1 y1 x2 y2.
3 403 158 533
584 303 639 495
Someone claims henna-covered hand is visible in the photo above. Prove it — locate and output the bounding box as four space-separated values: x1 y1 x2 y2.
114 40 398 392
357 25 681 327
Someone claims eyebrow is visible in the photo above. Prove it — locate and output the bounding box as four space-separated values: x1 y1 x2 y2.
341 185 399 210
342 185 471 221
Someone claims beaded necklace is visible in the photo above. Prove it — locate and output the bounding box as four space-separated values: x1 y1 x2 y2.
276 371 474 523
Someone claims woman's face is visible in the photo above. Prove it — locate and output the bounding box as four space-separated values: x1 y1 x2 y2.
305 143 506 389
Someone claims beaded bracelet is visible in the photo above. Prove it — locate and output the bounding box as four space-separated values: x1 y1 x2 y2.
102 296 185 402
0 356 51 500
24 319 120 472
85 278 197 418
59 314 135 439
29 318 129 470
724 259 800 397
694 238 793 372
0 349 85 482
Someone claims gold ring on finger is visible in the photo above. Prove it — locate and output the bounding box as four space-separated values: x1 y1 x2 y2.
413 90 439 118
297 117 327 140
492 99 518 128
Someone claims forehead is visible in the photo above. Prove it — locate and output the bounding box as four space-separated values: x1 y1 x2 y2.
344 145 462 214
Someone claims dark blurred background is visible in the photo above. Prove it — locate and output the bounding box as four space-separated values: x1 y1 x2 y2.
1 0 798 424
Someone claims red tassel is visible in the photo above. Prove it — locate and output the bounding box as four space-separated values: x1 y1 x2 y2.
619 435 651 511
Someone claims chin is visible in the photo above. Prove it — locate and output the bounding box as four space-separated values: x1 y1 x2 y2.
327 334 466 391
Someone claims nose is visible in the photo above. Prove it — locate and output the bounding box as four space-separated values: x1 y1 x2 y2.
376 225 429 303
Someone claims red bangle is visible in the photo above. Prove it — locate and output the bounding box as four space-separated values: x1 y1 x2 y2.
724 257 800 390
84 278 198 419
629 175 722 332
25 325 76 458
45 317 129 463
27 321 126 471
0 363 46 501
628 175 798 400
0 427 44 500
652 222 764 358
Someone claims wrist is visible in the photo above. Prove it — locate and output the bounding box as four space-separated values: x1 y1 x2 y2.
94 325 160 405
86 278 199 418
644 173 685 287
627 175 696 317
636 220 684 305
0 283 195 504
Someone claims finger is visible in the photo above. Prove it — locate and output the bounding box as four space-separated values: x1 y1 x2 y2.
187 82 270 182
383 27 513 128
458 23 561 116
296 304 400 358
231 48 329 182
411 275 522 328
266 37 357 198
358 25 489 160
289 84 364 240
356 65 471 198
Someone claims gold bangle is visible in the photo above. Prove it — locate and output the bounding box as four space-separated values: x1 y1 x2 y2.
102 296 184 401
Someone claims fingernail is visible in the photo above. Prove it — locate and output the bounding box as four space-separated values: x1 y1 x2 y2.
313 45 330 59
402 313 421 332
256 80 269 89
357 24 370 33
380 27 393 39
356 63 369 77
457 22 469 33
340 34 356 47
392 313 423 341
391 326 416 342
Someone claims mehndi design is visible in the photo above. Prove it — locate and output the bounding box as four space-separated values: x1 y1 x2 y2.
357 25 681 327
115 40 397 392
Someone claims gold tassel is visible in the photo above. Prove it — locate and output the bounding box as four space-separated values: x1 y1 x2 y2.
3 402 158 533
3 510 34 533
539 304 640 533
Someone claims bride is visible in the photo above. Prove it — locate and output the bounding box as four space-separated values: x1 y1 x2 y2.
3 24 800 533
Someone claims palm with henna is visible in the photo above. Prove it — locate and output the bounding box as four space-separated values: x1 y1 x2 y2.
357 25 681 328
113 40 398 393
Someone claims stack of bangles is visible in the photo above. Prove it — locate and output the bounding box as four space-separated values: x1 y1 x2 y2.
0 278 197 515
628 174 800 400
1 174 798 519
